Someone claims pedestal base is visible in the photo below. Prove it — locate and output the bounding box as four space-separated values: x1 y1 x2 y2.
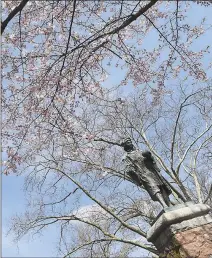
147 203 212 257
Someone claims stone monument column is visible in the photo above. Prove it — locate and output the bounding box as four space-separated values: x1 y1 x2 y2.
147 202 212 258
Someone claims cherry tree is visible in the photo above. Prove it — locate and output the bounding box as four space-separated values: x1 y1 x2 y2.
2 0 212 257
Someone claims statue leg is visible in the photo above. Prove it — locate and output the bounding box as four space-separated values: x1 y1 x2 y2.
161 188 172 207
155 192 168 208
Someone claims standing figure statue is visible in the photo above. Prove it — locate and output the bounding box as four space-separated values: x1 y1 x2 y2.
121 138 172 208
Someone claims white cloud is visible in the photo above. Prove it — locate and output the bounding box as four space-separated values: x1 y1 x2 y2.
72 203 109 221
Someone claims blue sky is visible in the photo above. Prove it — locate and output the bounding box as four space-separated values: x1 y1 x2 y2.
2 2 212 257
2 153 60 257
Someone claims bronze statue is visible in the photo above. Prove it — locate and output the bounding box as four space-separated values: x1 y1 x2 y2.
121 138 172 208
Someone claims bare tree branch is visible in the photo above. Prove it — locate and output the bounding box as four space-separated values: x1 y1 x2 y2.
54 167 147 238
1 0 29 34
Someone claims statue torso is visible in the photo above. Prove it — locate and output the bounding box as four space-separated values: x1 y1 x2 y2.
125 150 163 185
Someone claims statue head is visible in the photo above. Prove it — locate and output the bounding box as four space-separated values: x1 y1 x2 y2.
121 138 136 152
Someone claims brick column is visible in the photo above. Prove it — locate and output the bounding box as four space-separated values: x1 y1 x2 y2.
147 203 212 258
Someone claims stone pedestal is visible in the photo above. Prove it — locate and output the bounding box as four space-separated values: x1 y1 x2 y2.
147 203 212 258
